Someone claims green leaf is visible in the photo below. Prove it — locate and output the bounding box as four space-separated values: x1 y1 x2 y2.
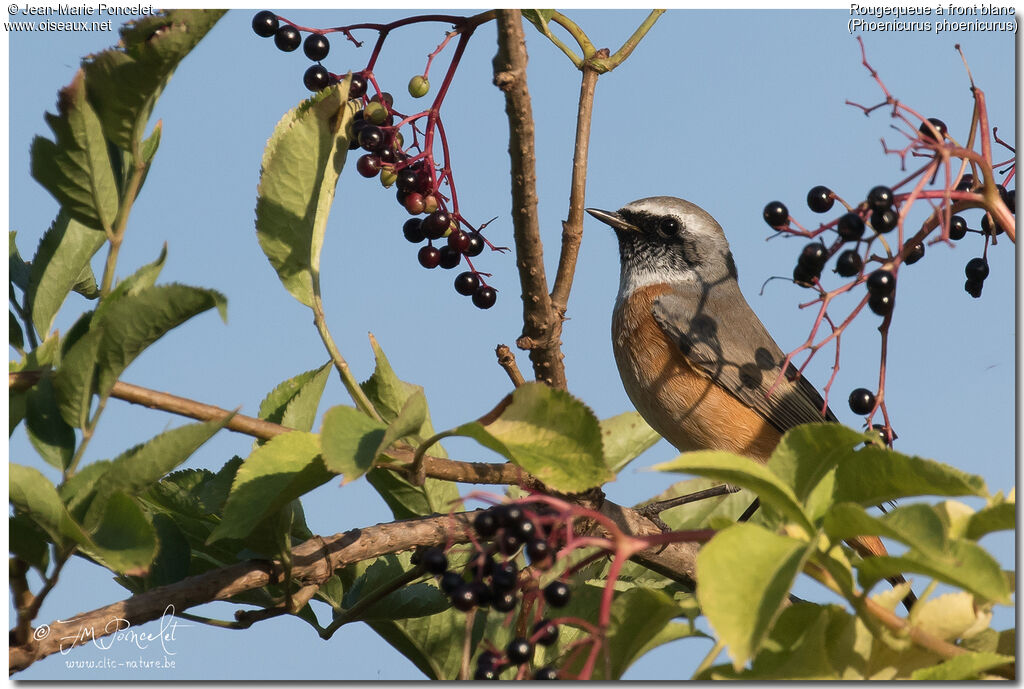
964 501 1014 541
823 503 948 557
255 82 354 307
59 458 112 521
52 324 102 429
654 451 813 533
10 512 52 574
91 283 226 395
319 405 387 483
341 554 449 621
9 463 90 550
696 523 814 670
145 512 192 588
448 382 613 492
93 243 167 321
84 491 157 575
83 418 227 528
368 609 490 680
82 10 226 149
855 541 1010 603
31 71 119 232
256 361 332 434
70 261 100 299
10 231 31 292
27 210 106 337
208 432 332 543
25 374 76 470
832 446 987 505
10 312 24 351
376 389 427 457
600 411 661 473
910 652 1014 680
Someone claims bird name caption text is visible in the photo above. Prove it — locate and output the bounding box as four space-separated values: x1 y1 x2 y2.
848 4 1018 33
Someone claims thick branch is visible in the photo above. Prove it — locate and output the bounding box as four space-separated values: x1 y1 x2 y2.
492 9 566 389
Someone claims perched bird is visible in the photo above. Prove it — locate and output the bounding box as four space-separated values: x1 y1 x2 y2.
586 196 911 605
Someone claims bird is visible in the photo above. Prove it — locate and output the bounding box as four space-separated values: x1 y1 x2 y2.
585 196 912 606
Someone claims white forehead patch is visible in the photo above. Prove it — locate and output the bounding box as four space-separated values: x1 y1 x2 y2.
620 196 725 241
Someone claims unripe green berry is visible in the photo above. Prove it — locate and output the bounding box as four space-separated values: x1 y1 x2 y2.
364 101 388 125
380 169 397 188
408 75 430 98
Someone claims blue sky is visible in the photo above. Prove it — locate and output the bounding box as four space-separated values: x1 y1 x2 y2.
7 7 1015 681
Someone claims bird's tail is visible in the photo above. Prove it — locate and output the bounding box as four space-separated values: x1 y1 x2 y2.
847 534 917 612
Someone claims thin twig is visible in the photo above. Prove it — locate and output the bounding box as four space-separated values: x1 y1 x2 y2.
495 344 526 387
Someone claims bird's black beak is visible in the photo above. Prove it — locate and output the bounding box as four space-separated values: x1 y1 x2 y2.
585 207 639 233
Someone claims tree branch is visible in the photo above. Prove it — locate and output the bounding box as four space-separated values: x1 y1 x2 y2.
492 9 566 389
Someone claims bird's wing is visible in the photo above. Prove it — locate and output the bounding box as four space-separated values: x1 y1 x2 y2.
652 286 837 434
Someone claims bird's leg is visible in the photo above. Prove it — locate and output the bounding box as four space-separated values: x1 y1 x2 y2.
636 483 741 532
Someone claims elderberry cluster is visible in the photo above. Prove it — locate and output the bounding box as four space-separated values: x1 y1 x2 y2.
251 10 500 309
416 502 571 679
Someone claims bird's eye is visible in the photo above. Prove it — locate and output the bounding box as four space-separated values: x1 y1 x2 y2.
658 217 681 236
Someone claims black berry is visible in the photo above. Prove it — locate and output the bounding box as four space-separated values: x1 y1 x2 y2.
835 249 862 277
534 667 559 680
454 271 480 296
473 509 498 538
439 246 461 270
470 581 492 608
450 583 479 611
396 168 423 193
763 201 789 227
358 125 385 153
792 264 818 288
866 269 895 296
418 246 441 269
498 532 523 555
837 213 866 242
464 231 485 257
303 33 330 61
473 286 497 309
526 538 551 565
868 292 893 316
870 423 897 444
867 185 894 212
303 64 333 92
948 215 968 240
356 154 381 178
273 25 301 52
964 257 989 281
474 667 499 680
371 91 395 108
440 571 464 594
543 581 571 608
904 241 924 265
797 242 828 273
848 388 876 415
422 210 452 240
252 10 278 37
420 547 448 575
403 218 425 243
533 619 559 646
1006 189 1015 214
806 185 834 213
349 73 368 99
448 229 470 253
490 561 518 591
470 552 495 580
871 209 898 234
494 504 524 528
516 519 537 540
956 174 975 192
506 638 533 665
965 278 984 298
981 214 1003 237
477 650 501 670
919 117 947 142
492 590 518 612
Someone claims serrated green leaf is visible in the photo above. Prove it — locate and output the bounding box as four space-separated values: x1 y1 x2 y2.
27 210 105 337
84 491 157 575
448 382 613 492
368 608 490 680
697 523 814 670
59 458 112 521
10 312 24 351
255 82 354 307
655 451 813 534
31 72 119 232
832 446 987 505
25 374 76 470
10 463 90 550
600 411 660 473
195 456 243 516
83 418 227 528
376 389 427 458
208 432 332 543
83 10 226 149
319 405 387 483
92 283 226 395
94 243 167 322
52 324 102 429
910 652 1014 680
144 513 192 588
593 587 698 679
257 361 332 437
965 501 1014 541
342 554 449 621
70 261 100 299
855 541 1010 603
10 231 31 292
10 512 52 574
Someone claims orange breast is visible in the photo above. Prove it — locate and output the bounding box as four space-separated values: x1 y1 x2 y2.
612 284 781 462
